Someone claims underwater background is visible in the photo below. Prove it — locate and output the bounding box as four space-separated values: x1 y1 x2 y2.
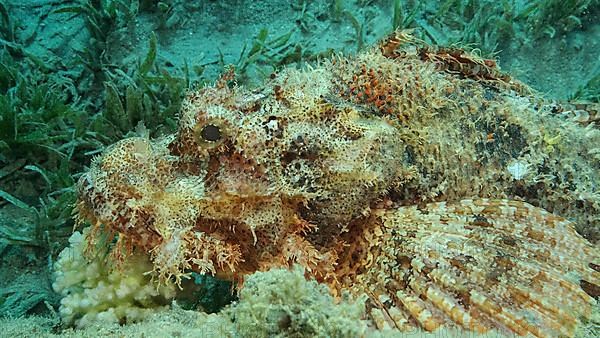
0 0 598 337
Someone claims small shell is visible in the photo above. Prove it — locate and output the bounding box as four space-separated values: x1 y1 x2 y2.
507 159 529 180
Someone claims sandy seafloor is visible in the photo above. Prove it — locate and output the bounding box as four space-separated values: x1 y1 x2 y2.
0 0 599 337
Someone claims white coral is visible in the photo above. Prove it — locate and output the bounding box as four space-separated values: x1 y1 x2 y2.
52 229 176 328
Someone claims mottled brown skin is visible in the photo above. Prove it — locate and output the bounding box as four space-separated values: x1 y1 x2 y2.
77 35 599 336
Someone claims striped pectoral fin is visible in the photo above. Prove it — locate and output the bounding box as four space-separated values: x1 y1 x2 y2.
358 199 599 337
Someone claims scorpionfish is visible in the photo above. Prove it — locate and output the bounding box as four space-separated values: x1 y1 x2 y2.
76 32 599 337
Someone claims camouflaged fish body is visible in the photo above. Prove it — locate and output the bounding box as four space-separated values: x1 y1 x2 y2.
77 35 599 336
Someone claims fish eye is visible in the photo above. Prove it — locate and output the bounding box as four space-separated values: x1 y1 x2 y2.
199 124 222 142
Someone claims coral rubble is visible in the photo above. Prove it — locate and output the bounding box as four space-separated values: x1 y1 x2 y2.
68 32 599 336
228 265 369 337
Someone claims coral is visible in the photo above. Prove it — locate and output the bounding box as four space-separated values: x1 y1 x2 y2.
227 265 368 337
71 31 599 336
52 229 176 328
